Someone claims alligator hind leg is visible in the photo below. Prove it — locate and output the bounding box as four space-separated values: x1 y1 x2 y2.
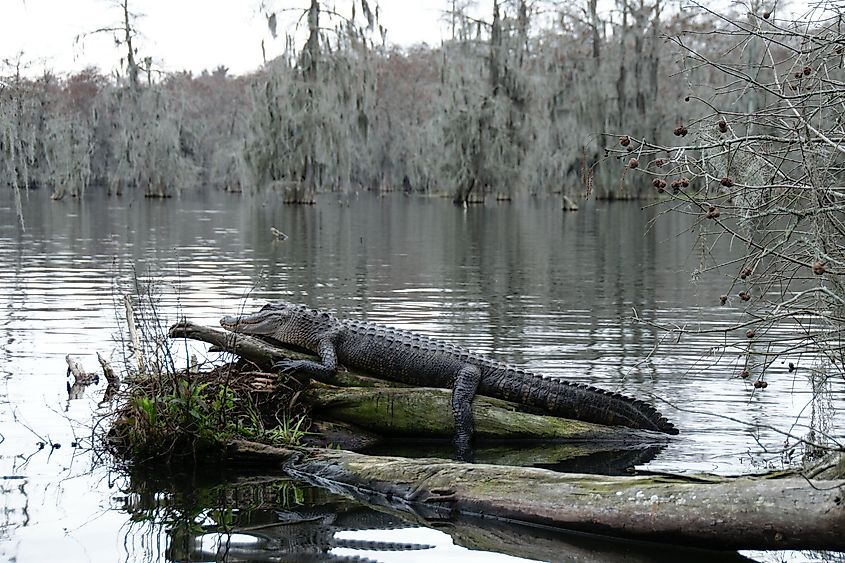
452 364 482 462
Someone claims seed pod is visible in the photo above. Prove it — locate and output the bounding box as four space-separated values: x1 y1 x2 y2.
620 136 631 147
718 118 728 133
812 261 826 275
788 362 795 373
706 206 720 219
763 11 770 19
740 368 750 378
740 267 752 279
753 380 763 389
673 125 688 137
746 329 756 339
761 380 768 388
803 65 811 76
680 177 690 188
721 177 734 187
628 158 639 169
719 294 728 305
655 158 665 166
739 291 751 301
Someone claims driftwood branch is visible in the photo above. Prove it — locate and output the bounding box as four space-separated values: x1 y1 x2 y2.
226 441 845 551
124 295 144 375
169 319 285 368
97 352 121 404
65 354 99 400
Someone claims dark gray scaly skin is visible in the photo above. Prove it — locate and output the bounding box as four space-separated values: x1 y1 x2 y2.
220 303 678 452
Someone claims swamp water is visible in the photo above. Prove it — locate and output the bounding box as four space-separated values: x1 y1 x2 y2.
0 189 840 562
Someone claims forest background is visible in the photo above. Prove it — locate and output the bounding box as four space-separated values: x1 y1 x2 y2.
1 0 786 207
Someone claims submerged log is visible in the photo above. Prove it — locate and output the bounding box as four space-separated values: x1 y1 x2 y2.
226 441 845 551
169 320 665 443
97 352 121 404
65 354 100 400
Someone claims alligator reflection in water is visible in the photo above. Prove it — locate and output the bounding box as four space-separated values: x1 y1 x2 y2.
121 470 757 563
121 471 428 562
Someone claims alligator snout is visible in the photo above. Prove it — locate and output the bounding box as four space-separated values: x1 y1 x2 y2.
220 315 240 329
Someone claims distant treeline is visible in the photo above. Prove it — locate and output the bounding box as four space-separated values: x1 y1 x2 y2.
0 1 732 203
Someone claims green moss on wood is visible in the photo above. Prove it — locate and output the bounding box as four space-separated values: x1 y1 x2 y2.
304 385 660 441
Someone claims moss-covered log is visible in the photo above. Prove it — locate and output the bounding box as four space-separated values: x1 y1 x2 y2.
226 441 845 551
304 384 664 442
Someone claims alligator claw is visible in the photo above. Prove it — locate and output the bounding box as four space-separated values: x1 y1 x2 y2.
271 359 306 374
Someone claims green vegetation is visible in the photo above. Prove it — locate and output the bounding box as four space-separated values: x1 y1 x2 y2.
109 362 308 461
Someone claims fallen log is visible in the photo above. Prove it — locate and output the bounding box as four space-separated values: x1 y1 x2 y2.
304 384 662 442
151 472 756 563
169 320 666 444
226 440 845 551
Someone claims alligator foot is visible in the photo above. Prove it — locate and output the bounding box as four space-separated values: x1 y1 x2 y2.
271 359 309 374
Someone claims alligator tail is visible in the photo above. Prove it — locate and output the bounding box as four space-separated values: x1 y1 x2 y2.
482 370 678 435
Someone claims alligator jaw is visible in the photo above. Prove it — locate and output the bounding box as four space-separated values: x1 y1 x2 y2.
220 308 282 336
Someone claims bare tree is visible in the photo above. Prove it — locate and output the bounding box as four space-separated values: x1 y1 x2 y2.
623 1 845 455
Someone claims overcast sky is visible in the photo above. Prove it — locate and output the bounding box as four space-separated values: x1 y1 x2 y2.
0 1 451 77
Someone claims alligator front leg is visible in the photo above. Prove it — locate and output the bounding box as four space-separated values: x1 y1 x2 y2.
272 336 338 383
452 364 482 461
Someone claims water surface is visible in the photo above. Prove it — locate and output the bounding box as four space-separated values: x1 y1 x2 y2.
0 189 839 562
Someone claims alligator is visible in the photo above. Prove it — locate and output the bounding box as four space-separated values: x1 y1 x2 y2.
220 303 678 452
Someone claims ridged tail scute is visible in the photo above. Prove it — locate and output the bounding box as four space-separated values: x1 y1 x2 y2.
550 377 677 434
488 370 678 435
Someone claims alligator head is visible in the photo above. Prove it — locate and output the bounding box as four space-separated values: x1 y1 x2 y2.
220 302 296 337
221 302 336 350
